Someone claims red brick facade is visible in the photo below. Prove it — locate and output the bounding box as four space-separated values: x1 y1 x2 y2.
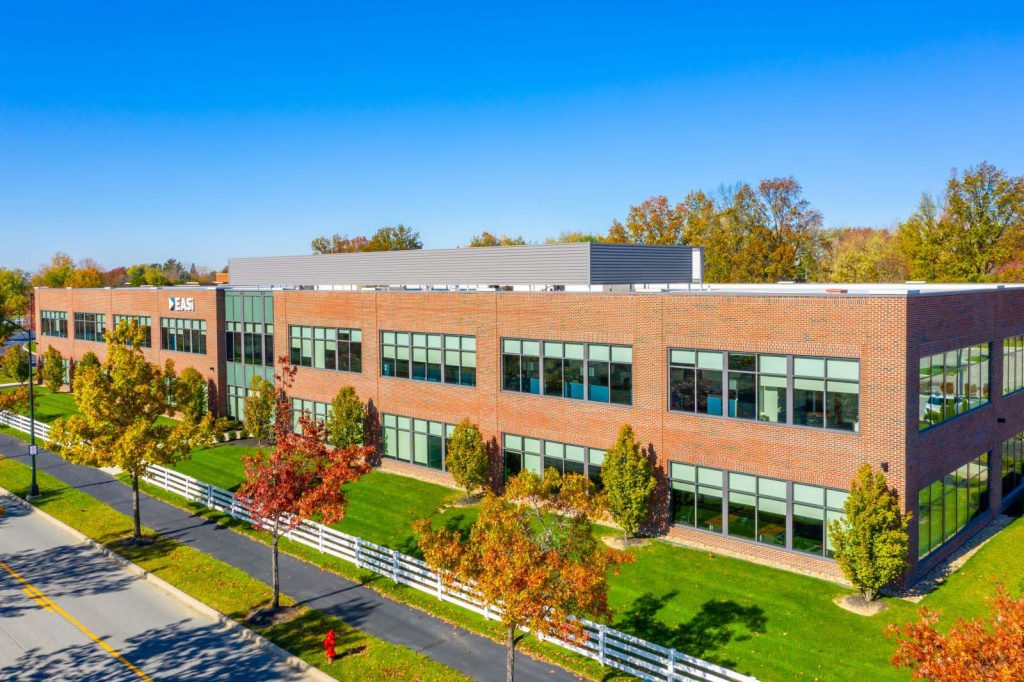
34 285 1024 583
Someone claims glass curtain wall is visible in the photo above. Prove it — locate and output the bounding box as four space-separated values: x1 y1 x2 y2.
225 290 274 420
918 344 990 430
917 452 990 558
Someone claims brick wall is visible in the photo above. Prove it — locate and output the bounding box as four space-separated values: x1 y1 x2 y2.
273 289 910 579
33 287 225 413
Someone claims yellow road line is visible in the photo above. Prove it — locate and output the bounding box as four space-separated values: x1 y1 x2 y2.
0 559 153 681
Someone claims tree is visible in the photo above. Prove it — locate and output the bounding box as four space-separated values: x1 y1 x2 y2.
174 367 208 425
601 424 656 541
77 351 100 372
40 346 65 392
366 224 422 251
469 232 527 247
66 266 103 288
0 268 29 344
416 469 629 682
827 464 911 602
3 345 30 383
0 386 30 413
243 375 275 445
31 252 76 288
238 367 372 609
325 386 365 449
824 228 910 283
897 163 1024 282
444 418 489 500
544 230 602 243
49 321 218 540
888 585 1024 681
310 233 371 254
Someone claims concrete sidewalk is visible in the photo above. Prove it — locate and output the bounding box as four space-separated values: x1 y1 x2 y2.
0 434 581 682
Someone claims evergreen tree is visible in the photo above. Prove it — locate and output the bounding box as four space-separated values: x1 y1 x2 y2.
445 418 490 500
325 386 366 448
601 424 656 541
828 464 911 601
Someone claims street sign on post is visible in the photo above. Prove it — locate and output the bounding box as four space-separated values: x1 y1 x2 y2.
29 445 37 456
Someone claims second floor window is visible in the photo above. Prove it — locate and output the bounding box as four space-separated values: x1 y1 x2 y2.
41 310 68 338
502 338 632 406
669 349 860 433
380 331 476 387
113 314 151 348
161 318 207 354
289 326 361 373
73 313 105 342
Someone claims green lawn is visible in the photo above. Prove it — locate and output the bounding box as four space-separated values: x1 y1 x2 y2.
0 385 78 422
169 447 478 557
0 454 468 682
157 444 1024 681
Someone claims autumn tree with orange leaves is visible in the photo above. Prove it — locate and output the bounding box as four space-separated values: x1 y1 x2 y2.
415 469 631 682
238 358 373 610
888 585 1024 681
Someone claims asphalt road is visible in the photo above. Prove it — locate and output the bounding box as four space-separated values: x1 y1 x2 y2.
0 491 308 682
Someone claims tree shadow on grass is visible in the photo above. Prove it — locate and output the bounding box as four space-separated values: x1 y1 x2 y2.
613 591 766 670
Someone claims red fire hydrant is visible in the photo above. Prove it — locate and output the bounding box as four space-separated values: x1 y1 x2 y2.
323 629 337 664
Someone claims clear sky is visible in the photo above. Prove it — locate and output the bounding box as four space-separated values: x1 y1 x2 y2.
1 1 1022 272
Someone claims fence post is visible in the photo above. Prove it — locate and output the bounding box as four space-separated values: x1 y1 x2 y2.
391 549 400 583
435 573 444 602
666 647 676 682
354 536 362 568
206 482 213 508
598 624 607 666
184 475 191 501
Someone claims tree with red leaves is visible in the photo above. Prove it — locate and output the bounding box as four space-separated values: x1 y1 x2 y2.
238 357 373 610
888 585 1024 681
416 469 631 681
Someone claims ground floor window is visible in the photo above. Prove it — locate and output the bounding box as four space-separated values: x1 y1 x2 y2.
918 452 990 558
502 433 604 488
1002 431 1024 500
382 413 455 472
291 398 329 434
669 462 847 558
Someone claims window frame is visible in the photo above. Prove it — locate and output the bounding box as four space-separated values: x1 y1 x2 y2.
382 413 456 472
73 312 106 343
501 432 605 488
668 349 860 435
160 317 208 355
501 337 632 406
380 331 476 387
113 314 152 348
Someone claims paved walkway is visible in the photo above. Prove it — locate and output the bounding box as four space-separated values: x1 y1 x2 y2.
0 434 580 682
0 490 307 681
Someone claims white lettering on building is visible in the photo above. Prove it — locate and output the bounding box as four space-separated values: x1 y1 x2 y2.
168 296 195 312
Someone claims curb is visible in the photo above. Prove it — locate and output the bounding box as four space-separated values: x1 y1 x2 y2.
0 486 334 682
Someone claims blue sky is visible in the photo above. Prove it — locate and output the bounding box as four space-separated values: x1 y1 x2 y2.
1 1 1022 272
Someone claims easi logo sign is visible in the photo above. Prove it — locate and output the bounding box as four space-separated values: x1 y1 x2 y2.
168 296 195 312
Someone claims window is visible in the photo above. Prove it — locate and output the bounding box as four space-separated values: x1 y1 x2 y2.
291 398 330 434
380 331 476 386
1003 336 1024 396
113 315 152 348
40 311 68 338
502 433 605 488
918 344 990 430
918 453 990 558
1001 431 1024 501
382 414 455 471
72 313 105 342
669 349 724 415
669 462 847 558
502 338 631 405
161 318 207 354
793 357 860 432
288 326 361 373
670 349 857 432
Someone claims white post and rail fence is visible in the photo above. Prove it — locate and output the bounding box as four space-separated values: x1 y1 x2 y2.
0 410 756 682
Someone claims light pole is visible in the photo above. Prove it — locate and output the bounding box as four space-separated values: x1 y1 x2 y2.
2 318 38 497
